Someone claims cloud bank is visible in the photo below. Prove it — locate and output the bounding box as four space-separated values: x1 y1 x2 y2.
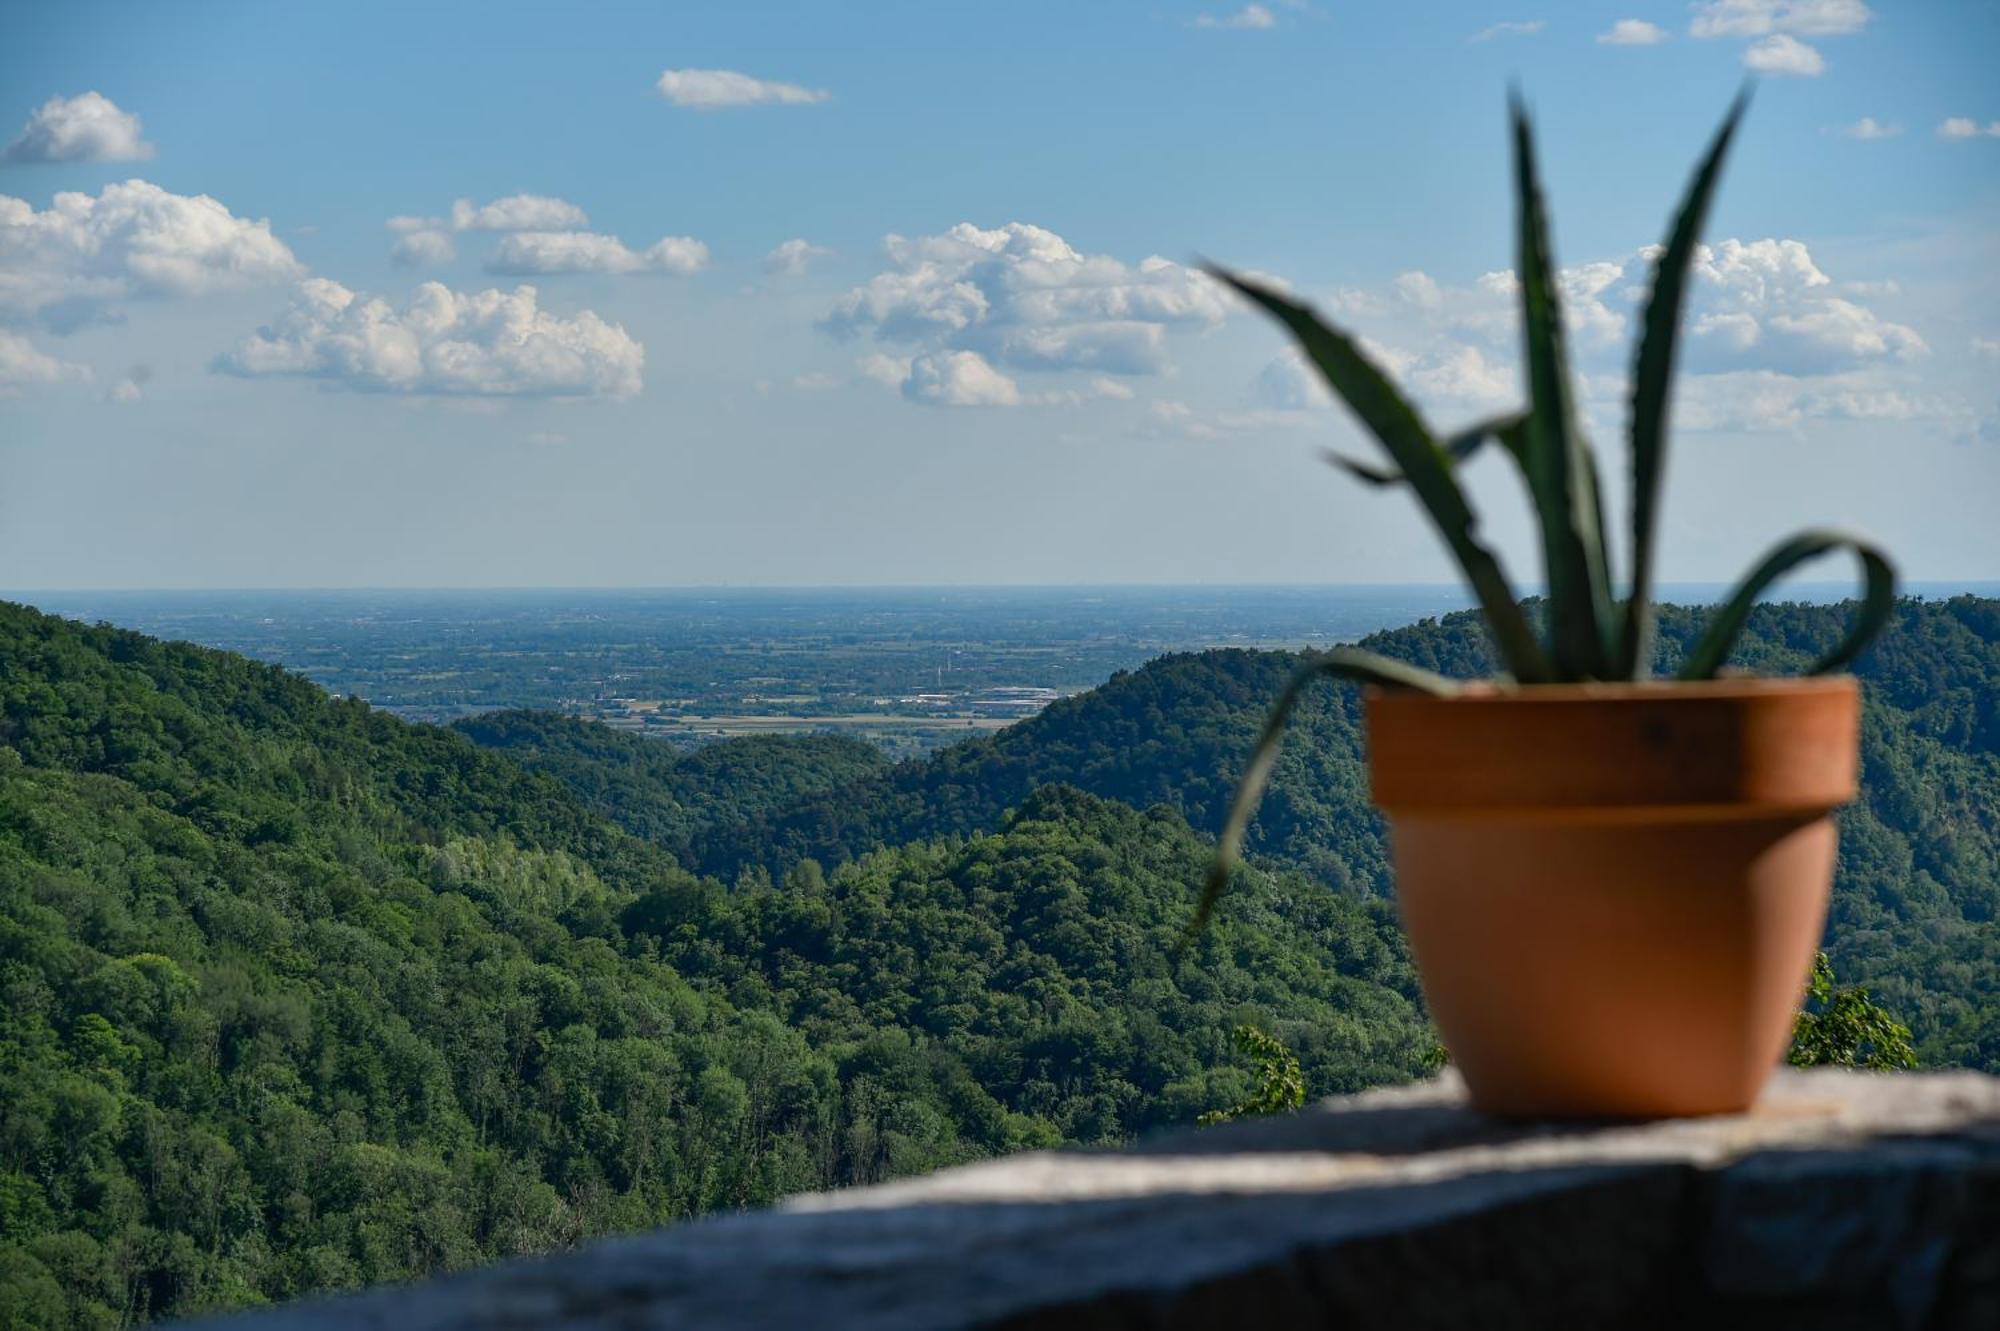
382 195 705 278
1688 0 1870 38
450 195 590 232
825 221 1227 404
1248 235 1933 434
1 180 302 331
217 280 644 397
486 231 708 276
1689 1 1869 77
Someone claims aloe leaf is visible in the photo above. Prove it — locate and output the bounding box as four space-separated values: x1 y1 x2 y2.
1618 92 1750 679
1677 529 1898 680
1511 94 1616 679
1188 648 1458 940
1579 435 1610 615
1212 267 1553 683
1321 412 1528 487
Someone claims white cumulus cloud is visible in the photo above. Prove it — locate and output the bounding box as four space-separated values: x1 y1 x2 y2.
106 365 150 403
391 229 456 267
1839 118 1901 140
1598 19 1669 44
382 194 584 240
1689 0 1870 38
1397 341 1518 411
450 195 590 232
1743 33 1826 75
856 352 912 387
903 350 1021 407
656 69 829 110
383 197 703 277
1393 270 1443 309
1246 236 1930 432
0 180 302 331
1470 19 1547 43
486 231 708 276
764 238 831 276
1674 370 1955 434
824 222 1227 402
1194 5 1277 30
1938 118 2000 140
0 329 88 391
4 92 155 163
216 279 644 397
1687 238 1923 368
1253 349 1330 410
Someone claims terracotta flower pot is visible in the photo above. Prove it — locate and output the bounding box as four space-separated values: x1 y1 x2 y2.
1366 675 1860 1118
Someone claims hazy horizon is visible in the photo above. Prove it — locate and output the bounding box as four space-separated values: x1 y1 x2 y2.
11 579 1999 597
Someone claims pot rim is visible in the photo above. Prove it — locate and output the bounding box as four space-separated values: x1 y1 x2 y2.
1368 674 1858 705
1364 672 1861 814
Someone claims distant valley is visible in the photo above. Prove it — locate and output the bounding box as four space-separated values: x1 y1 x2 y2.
11 586 1487 757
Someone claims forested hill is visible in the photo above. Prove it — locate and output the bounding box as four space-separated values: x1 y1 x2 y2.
453 711 886 863
0 601 1428 1325
481 597 1999 1071
675 599 1999 888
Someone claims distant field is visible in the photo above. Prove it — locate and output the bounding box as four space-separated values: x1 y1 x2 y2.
16 583 1991 755
621 712 1013 744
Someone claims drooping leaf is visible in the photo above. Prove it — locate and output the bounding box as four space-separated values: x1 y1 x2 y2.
1321 412 1528 487
1511 93 1616 679
1188 647 1459 940
1211 267 1552 683
1618 92 1750 678
1677 529 1898 680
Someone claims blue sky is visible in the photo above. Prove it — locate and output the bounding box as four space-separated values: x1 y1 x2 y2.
2 1 1996 588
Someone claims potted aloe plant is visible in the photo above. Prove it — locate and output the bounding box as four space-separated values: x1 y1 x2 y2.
1197 95 1896 1118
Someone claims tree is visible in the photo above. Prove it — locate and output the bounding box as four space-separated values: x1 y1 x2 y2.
1789 952 1917 1071
1199 1026 1307 1125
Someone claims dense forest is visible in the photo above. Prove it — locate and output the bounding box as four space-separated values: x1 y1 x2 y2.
479 598 1998 1072
3 596 1994 1323
453 713 888 863
0 602 1425 1325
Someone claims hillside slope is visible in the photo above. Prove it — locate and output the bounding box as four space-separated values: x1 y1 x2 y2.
453 710 887 861
682 600 1995 879
492 598 1998 1069
0 601 1426 1325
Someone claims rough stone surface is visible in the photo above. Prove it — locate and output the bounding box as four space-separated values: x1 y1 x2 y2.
187 1069 2000 1329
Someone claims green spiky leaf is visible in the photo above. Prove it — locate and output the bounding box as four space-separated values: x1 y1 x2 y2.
1511 93 1616 679
1189 648 1458 941
1321 412 1528 487
1678 529 1897 680
1211 267 1552 683
1618 92 1750 678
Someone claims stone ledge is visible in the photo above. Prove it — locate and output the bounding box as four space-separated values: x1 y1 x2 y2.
189 1068 2000 1330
